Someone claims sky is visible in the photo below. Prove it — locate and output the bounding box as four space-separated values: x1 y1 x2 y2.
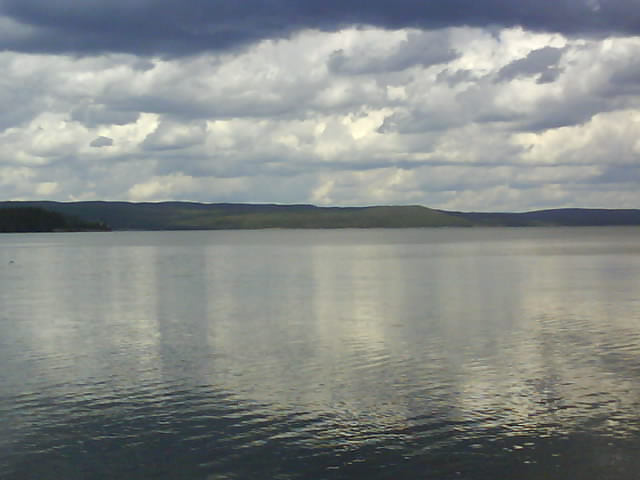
1 0 640 211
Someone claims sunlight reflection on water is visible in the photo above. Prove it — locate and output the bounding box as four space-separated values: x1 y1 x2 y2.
1 228 640 479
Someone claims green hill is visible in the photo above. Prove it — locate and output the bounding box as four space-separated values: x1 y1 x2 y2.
444 208 640 226
0 202 638 231
0 202 472 230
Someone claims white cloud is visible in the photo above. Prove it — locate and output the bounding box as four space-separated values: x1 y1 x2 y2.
0 27 638 210
142 119 207 151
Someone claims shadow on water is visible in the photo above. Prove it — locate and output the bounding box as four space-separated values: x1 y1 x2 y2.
4 384 640 479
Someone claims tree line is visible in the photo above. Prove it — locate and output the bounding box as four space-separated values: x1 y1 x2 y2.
0 207 109 232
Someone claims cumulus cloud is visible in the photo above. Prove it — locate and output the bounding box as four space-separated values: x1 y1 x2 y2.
496 46 566 83
90 136 113 148
72 105 139 128
328 30 459 75
0 13 639 210
141 119 208 151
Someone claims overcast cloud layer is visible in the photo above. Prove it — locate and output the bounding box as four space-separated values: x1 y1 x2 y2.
1 0 639 210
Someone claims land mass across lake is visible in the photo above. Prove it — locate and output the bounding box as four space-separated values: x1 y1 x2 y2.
1 201 640 232
0 206 109 233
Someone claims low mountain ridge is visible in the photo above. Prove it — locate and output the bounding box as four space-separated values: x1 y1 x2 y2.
443 208 640 226
0 201 638 231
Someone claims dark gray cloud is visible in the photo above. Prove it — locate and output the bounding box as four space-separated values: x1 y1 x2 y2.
0 0 638 56
604 56 640 96
595 165 640 184
496 46 566 83
436 68 476 86
90 135 113 147
328 31 458 75
517 95 612 131
72 105 140 128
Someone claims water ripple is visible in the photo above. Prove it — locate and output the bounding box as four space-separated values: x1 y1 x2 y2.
3 229 640 479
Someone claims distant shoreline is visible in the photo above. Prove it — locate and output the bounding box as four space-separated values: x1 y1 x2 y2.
1 201 639 232
0 206 109 233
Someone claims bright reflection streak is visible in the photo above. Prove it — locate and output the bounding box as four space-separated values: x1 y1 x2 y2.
2 228 640 460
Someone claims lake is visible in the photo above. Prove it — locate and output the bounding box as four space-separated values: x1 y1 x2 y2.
1 227 639 479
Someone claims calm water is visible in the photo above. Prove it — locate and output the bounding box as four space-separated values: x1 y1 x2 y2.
1 228 640 479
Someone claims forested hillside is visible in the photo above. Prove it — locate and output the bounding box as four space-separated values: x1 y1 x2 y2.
0 207 109 232
1 202 639 231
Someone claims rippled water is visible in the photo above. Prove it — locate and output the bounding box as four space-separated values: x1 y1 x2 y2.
1 228 640 479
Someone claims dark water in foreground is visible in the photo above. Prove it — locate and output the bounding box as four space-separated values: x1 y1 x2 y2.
1 228 640 479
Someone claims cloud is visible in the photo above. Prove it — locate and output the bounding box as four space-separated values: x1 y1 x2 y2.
328 30 459 75
0 21 639 211
496 46 566 83
141 119 207 151
0 0 639 57
72 105 140 128
90 136 113 148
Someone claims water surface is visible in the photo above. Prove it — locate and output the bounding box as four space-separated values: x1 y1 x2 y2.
1 228 639 479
